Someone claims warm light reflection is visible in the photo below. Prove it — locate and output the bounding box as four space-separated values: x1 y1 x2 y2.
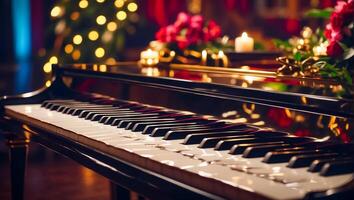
80 167 95 187
242 103 255 114
141 67 160 76
106 57 116 64
99 64 107 72
45 80 51 87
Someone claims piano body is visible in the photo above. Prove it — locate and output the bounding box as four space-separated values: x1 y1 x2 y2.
0 63 353 200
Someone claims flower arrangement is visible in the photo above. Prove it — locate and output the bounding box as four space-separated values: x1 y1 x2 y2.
155 12 224 52
274 0 354 96
324 0 353 59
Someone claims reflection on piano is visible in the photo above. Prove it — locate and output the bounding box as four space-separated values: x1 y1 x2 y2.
1 63 353 200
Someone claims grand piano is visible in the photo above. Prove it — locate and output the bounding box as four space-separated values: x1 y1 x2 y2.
0 62 353 200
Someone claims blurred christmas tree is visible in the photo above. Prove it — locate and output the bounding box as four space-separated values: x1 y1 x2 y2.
41 0 142 74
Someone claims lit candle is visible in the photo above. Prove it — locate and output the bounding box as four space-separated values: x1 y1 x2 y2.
140 49 159 65
235 32 254 52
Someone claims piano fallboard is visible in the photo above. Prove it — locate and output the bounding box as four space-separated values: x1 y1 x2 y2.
1 63 353 200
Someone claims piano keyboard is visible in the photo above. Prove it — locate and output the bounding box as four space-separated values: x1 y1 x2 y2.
4 98 354 200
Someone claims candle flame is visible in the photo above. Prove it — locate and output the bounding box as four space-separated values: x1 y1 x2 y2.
241 32 248 38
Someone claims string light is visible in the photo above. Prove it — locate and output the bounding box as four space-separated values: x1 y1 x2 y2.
127 2 138 12
78 0 88 8
116 11 127 21
107 22 117 32
51 6 62 17
88 31 99 41
64 44 74 54
96 0 105 3
72 50 81 60
114 0 124 8
73 34 83 45
96 15 107 25
70 12 80 21
95 47 105 58
43 62 52 73
49 56 58 64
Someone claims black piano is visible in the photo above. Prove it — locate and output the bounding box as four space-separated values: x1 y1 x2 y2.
1 63 353 200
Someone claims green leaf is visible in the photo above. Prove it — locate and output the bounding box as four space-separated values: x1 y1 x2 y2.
272 39 292 49
254 42 265 50
304 8 333 19
294 52 302 61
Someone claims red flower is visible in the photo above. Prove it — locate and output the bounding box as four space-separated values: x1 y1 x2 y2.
330 12 344 30
190 15 204 30
156 27 167 42
155 12 222 50
206 20 221 41
334 1 348 13
327 41 344 57
155 25 177 43
174 12 190 31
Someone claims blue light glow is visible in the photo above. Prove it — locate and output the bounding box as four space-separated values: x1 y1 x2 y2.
11 0 31 61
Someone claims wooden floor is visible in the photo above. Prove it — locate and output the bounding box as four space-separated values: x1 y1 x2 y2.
0 141 110 200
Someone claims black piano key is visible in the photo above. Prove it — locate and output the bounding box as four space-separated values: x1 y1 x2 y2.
117 117 164 128
93 112 155 121
215 136 312 151
71 107 131 116
110 114 162 126
183 130 254 145
148 124 209 136
287 153 340 168
124 113 192 128
99 113 143 124
230 142 287 155
68 106 119 115
198 136 256 148
262 150 325 163
85 111 142 119
125 118 195 130
163 123 251 140
132 117 205 132
308 157 354 172
242 143 293 158
320 160 354 176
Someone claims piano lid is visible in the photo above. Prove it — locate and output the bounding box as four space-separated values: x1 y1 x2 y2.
57 62 354 118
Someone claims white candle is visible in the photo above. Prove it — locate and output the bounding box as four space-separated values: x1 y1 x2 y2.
140 49 159 65
235 32 254 52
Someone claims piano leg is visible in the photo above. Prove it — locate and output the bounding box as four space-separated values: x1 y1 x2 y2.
7 138 29 200
110 182 131 200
